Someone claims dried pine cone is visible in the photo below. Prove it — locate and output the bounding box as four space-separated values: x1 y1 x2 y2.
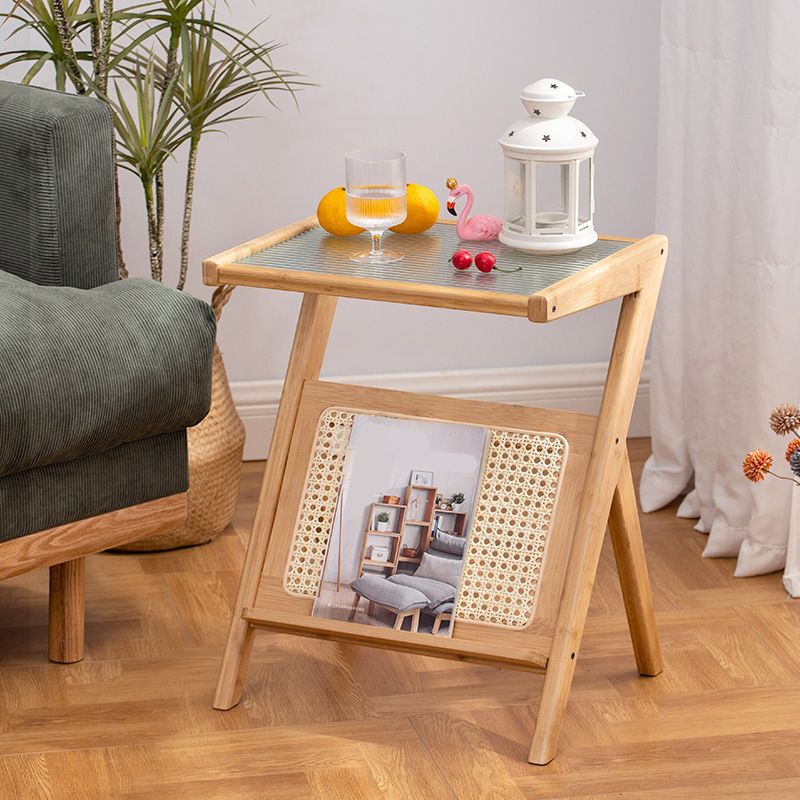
786 438 800 462
769 403 800 436
742 449 773 482
790 450 800 479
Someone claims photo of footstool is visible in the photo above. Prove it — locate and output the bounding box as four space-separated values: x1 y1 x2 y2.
349 574 429 632
431 604 453 635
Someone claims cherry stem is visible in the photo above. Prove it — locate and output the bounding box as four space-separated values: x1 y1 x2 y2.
493 265 522 273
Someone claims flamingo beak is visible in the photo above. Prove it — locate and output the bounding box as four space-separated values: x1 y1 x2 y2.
446 197 457 216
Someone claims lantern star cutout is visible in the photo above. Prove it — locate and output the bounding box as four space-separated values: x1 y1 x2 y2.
580 131 587 137
533 109 541 116
542 134 551 142
550 83 558 89
508 130 515 137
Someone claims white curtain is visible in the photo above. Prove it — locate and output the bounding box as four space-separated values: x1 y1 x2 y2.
640 0 800 595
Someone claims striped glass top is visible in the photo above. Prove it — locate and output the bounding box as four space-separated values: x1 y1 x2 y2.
237 223 631 298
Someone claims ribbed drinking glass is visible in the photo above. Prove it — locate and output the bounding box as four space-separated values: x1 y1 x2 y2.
345 148 407 264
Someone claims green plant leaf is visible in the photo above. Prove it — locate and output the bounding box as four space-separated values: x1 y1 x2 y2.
21 51 49 82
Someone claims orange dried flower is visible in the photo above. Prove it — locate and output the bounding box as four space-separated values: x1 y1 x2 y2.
742 450 773 482
786 439 800 462
769 403 800 436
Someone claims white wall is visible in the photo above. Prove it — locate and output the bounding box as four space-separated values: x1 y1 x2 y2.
323 415 486 585
1 1 661 447
111 0 660 382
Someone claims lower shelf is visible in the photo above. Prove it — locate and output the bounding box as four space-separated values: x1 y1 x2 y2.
242 606 548 672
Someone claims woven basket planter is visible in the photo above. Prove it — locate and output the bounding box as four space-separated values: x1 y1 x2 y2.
121 287 245 551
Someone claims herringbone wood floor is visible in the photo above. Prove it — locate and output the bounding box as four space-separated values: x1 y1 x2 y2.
1 439 798 799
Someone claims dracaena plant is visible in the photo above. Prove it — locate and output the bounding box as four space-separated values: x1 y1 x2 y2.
0 1 305 286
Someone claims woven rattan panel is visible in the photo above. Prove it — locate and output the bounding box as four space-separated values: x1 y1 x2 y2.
456 429 568 629
284 408 354 596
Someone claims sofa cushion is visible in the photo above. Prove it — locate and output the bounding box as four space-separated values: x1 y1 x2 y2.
0 269 215 477
350 574 429 612
388 574 456 609
430 530 467 556
0 430 188 543
413 552 464 588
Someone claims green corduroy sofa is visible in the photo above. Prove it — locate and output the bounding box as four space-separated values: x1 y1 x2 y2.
0 81 216 663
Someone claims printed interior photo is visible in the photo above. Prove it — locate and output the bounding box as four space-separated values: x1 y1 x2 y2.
311 414 487 637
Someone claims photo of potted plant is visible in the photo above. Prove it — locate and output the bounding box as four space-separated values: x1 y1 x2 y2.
375 511 390 532
450 492 465 511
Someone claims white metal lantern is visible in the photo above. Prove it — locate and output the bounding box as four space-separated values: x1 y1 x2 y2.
498 78 598 253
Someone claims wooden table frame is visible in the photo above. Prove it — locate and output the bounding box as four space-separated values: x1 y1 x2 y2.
204 218 667 764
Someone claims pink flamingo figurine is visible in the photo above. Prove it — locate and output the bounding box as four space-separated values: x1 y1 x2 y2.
445 177 503 241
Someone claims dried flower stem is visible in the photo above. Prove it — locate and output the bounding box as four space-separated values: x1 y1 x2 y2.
766 470 800 487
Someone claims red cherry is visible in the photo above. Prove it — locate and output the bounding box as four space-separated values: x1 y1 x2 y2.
475 252 496 273
450 249 472 270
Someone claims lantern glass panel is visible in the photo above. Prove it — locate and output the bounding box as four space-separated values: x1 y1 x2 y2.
578 157 592 228
534 162 570 233
504 157 526 232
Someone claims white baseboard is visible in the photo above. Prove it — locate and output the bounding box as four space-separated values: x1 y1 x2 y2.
232 359 651 461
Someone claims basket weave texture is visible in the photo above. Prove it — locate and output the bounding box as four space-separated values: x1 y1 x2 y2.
120 342 245 551
119 283 243 550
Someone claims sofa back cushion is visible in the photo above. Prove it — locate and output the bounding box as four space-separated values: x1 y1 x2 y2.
414 552 463 588
0 81 117 288
430 530 467 556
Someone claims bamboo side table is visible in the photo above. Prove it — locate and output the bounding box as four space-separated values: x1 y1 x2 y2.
204 219 667 765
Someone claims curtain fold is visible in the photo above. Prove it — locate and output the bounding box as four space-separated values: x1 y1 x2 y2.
641 0 800 594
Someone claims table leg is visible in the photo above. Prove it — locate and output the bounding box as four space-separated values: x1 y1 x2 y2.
528 258 664 765
214 293 337 711
608 449 663 677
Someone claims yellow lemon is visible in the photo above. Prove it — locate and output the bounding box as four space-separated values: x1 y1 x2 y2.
316 187 364 236
390 184 440 234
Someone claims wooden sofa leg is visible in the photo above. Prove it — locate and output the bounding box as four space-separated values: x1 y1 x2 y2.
348 592 361 621
410 609 420 633
49 558 85 663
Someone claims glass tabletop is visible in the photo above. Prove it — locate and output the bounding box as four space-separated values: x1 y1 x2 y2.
236 223 631 298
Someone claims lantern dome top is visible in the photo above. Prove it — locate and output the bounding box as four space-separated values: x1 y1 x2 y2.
499 78 597 158
520 78 582 118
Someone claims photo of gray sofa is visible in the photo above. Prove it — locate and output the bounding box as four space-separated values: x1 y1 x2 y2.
349 530 467 635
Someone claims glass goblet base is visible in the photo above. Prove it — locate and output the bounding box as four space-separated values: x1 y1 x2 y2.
348 248 404 265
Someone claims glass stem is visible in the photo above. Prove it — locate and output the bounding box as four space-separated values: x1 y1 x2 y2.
370 231 383 256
